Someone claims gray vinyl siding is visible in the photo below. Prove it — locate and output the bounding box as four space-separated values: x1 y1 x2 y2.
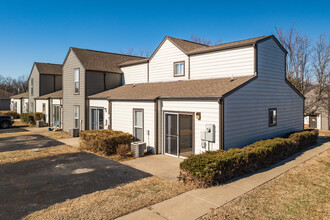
224 38 304 149
28 64 40 112
63 49 86 132
55 75 62 90
40 74 55 96
0 99 10 110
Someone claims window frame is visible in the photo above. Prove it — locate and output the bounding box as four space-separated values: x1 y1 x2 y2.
173 61 185 77
133 108 144 142
30 78 34 95
269 108 277 127
74 68 80 94
74 105 80 129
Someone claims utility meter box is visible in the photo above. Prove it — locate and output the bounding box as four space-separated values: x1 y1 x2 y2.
205 124 215 142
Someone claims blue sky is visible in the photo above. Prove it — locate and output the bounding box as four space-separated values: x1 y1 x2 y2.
0 0 329 78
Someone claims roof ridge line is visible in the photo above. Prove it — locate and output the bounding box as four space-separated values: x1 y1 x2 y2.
71 47 147 59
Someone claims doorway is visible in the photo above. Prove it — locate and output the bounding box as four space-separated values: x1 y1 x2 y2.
309 115 317 129
164 112 193 158
52 105 61 128
91 108 104 130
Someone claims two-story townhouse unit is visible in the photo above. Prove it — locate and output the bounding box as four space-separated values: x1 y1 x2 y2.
62 47 145 132
28 62 63 115
10 92 29 114
88 35 304 157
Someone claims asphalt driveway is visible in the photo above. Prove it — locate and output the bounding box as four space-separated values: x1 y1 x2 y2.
0 134 64 152
0 132 152 219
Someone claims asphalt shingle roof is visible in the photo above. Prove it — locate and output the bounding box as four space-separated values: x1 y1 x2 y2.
89 76 254 100
35 63 62 75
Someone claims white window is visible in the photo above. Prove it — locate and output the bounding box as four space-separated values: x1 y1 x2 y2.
74 69 80 94
74 106 80 129
174 61 185 77
30 78 34 95
269 108 277 126
133 109 144 141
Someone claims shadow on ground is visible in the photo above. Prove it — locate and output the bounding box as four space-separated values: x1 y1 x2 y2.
0 134 64 152
0 126 28 133
0 152 152 219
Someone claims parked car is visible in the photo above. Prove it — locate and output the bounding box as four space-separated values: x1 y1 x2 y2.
0 115 14 129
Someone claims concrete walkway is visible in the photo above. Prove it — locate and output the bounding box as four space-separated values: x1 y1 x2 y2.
118 139 330 220
59 137 80 148
122 155 183 182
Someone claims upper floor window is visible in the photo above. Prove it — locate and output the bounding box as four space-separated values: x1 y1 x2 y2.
74 68 80 94
174 61 185 77
30 78 34 95
269 108 277 127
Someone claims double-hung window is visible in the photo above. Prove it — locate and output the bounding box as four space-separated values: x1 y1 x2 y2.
74 69 80 94
174 61 185 77
74 106 80 129
269 108 277 126
133 109 144 141
30 78 34 95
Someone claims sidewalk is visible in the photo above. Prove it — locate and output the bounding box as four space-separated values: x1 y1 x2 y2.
117 139 330 220
59 137 80 148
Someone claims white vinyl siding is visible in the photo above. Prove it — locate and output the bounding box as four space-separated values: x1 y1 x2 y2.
121 63 148 84
36 99 49 124
190 46 255 80
23 98 29 113
161 100 219 154
224 38 303 149
11 99 21 114
149 39 189 82
111 101 155 152
89 99 110 129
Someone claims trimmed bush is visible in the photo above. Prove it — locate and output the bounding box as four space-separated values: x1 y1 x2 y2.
79 129 133 155
21 113 35 124
117 144 130 158
0 110 19 118
179 130 319 187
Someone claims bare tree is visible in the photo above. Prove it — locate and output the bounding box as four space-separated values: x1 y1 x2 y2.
305 33 330 115
276 23 312 95
120 47 151 57
190 35 222 46
0 74 28 94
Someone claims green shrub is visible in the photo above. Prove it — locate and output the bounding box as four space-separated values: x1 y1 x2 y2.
0 110 19 118
21 113 35 124
79 129 133 155
179 130 319 187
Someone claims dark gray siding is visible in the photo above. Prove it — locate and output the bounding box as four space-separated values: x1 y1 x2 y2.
40 74 55 96
0 99 10 110
55 75 62 90
63 50 86 132
105 73 122 90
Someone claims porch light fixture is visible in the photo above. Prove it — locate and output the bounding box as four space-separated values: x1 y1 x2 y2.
196 112 201 120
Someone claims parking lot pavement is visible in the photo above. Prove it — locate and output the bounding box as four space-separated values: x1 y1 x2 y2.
0 152 152 219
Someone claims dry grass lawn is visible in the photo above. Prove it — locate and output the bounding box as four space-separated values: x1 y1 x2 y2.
0 145 79 164
0 129 70 139
201 149 330 220
24 176 191 220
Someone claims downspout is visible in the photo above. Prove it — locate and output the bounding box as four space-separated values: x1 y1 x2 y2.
154 97 159 154
48 98 51 127
218 97 224 150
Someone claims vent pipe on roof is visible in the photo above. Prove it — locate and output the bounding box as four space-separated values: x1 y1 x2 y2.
230 74 234 81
